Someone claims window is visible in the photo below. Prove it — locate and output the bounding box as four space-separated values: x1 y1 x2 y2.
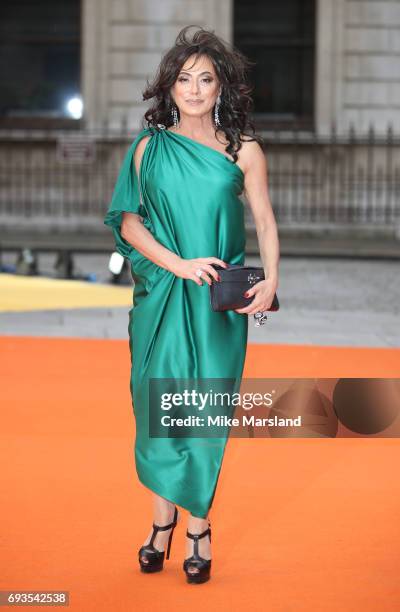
233 0 316 127
0 0 81 127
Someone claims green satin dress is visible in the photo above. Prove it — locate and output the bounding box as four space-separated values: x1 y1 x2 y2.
104 124 248 518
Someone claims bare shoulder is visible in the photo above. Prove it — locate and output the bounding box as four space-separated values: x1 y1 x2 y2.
237 135 266 176
239 135 265 160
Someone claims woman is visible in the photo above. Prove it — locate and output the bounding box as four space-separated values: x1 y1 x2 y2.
104 25 279 584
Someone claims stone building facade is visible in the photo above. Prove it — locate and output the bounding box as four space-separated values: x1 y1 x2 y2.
82 0 400 135
0 0 398 244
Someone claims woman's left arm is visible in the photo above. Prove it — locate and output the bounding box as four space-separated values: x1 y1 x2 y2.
234 140 280 315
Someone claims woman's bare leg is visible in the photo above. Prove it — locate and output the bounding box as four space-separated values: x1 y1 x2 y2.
140 494 177 565
185 514 212 575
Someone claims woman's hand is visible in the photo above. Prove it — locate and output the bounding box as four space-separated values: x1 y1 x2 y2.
172 257 228 286
234 278 278 315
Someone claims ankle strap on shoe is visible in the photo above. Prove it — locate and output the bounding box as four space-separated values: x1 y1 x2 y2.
152 507 178 531
186 527 211 560
186 528 210 540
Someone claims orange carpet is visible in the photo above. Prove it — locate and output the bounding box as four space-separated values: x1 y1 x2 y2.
1 336 399 611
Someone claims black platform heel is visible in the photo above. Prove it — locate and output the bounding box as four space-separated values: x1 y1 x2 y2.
183 521 212 584
138 506 179 573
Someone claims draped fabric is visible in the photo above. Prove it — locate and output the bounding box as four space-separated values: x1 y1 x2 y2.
104 125 248 518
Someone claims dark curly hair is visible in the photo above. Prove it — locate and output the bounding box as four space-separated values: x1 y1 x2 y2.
141 25 264 163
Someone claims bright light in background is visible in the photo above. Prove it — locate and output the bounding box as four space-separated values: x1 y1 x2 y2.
108 252 125 275
66 96 83 119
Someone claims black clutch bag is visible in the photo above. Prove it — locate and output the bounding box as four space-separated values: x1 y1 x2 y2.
209 264 280 312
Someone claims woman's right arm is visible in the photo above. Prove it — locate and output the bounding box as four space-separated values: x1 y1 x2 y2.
120 137 226 286
120 210 182 274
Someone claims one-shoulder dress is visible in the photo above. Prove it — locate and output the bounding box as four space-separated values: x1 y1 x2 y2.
104 125 248 518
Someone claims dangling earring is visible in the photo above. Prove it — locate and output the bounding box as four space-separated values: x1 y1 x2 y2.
171 104 179 128
214 92 222 127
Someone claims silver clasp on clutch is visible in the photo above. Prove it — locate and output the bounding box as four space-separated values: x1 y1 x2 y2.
254 312 268 326
247 273 260 285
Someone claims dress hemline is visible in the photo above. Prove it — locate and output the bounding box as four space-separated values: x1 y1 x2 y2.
136 470 212 519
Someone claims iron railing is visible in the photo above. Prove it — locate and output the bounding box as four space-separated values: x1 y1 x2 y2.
0 123 399 233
